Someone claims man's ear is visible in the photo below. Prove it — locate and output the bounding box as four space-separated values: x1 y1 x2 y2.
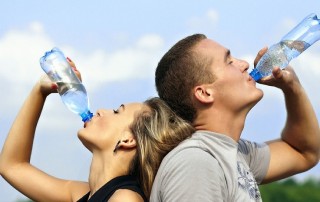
194 85 214 104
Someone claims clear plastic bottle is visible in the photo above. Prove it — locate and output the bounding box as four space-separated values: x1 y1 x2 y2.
250 13 320 81
40 47 93 122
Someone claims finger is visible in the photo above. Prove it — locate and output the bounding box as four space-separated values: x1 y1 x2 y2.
254 46 268 67
67 57 77 69
51 83 58 90
67 57 82 81
258 74 274 83
74 70 82 82
272 66 282 79
67 57 78 72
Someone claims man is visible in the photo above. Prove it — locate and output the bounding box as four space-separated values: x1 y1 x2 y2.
150 34 320 201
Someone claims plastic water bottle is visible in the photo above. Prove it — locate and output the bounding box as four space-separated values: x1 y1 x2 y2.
250 13 320 81
40 47 93 122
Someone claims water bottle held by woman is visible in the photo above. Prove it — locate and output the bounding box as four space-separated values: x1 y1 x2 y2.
40 47 93 122
250 13 320 81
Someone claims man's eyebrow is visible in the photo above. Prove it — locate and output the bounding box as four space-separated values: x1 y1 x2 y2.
224 49 231 61
119 104 125 111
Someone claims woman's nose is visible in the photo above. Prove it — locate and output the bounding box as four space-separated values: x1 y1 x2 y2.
95 109 106 117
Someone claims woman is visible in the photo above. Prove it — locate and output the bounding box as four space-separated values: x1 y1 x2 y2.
0 60 194 201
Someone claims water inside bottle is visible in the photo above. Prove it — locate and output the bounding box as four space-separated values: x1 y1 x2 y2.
57 82 90 115
283 40 310 60
255 40 311 77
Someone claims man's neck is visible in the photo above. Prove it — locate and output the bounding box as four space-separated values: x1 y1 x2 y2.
193 109 247 142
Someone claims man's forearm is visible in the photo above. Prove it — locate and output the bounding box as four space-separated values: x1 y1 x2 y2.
282 83 320 166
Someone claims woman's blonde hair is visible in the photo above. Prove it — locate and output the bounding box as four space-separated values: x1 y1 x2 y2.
129 97 195 198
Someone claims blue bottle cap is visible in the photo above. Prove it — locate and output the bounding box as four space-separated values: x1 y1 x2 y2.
249 68 263 81
81 110 93 122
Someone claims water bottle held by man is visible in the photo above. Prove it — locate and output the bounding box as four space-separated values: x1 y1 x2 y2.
250 13 320 81
40 47 93 122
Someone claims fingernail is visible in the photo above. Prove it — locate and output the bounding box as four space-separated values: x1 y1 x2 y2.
51 83 58 90
71 66 78 71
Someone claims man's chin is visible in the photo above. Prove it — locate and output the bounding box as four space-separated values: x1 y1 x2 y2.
255 88 264 102
248 91 264 110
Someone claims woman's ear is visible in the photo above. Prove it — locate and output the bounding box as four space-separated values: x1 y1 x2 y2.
118 134 137 150
194 85 214 104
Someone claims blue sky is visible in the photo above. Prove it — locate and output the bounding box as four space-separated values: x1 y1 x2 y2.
1 1 320 201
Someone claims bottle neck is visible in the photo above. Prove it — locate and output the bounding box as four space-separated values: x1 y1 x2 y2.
81 110 93 122
249 68 262 81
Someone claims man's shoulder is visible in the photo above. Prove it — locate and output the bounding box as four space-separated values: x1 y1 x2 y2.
151 136 227 202
164 135 207 157
160 137 221 171
238 138 268 154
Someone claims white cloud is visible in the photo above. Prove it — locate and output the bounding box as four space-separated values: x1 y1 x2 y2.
2 21 318 126
295 50 320 78
0 23 165 132
206 9 219 24
186 9 219 30
0 22 55 117
279 18 296 33
0 22 164 87
0 22 53 82
67 34 164 91
291 49 320 109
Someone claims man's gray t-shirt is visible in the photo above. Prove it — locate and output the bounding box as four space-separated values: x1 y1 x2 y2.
150 130 270 202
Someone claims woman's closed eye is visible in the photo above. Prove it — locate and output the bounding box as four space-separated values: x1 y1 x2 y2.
113 104 124 114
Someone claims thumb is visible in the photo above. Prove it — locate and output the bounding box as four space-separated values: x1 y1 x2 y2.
272 67 282 79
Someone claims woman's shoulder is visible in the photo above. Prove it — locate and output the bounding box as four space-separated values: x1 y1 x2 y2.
108 189 145 202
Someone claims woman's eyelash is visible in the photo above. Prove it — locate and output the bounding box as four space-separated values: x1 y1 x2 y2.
113 109 119 114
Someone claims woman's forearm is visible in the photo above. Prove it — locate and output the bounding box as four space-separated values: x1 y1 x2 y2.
0 83 47 172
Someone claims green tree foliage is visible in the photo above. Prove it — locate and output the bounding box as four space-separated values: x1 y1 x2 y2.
259 177 320 202
15 199 33 202
15 200 33 202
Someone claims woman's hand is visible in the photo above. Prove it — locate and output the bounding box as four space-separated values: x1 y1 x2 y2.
67 57 82 81
38 57 82 97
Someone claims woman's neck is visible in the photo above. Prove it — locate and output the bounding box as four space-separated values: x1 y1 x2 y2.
87 152 126 198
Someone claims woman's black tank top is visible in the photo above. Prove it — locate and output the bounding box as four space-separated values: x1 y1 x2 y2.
77 175 148 202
